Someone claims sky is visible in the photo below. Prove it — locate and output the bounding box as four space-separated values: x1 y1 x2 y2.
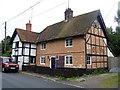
0 0 119 42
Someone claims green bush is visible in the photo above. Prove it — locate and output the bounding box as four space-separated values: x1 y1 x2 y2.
92 69 108 75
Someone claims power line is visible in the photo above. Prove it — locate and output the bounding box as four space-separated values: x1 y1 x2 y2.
7 1 67 24
105 0 118 20
32 1 67 18
0 23 5 28
0 0 43 30
7 0 43 22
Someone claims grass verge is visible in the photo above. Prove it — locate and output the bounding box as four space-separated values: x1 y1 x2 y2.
100 74 118 88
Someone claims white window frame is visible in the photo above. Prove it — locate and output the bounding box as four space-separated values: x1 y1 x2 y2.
40 56 46 64
87 56 92 65
65 55 73 65
41 42 46 50
65 38 72 47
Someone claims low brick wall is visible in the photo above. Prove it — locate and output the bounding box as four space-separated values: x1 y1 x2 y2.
22 66 107 78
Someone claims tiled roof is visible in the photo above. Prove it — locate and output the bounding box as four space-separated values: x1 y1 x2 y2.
11 28 39 43
37 10 103 42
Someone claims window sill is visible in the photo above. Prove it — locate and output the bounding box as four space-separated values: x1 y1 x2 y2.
41 49 46 50
40 63 45 65
65 64 73 66
65 46 73 48
87 64 92 65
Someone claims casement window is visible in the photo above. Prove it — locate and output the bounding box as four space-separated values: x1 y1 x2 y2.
65 55 73 65
40 56 46 64
41 42 46 50
86 56 92 65
92 20 99 28
15 42 19 48
65 38 72 47
29 56 36 64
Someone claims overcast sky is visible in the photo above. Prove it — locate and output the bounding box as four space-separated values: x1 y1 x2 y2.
0 0 118 41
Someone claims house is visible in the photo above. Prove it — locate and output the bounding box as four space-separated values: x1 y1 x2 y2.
11 21 39 70
0 43 2 55
36 8 109 69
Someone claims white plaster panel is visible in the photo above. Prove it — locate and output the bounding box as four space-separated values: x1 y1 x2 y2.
12 43 16 48
18 48 22 55
19 41 22 47
31 44 36 48
107 48 114 57
24 43 30 47
24 56 29 63
30 49 36 56
25 48 29 55
13 34 20 42
12 49 15 56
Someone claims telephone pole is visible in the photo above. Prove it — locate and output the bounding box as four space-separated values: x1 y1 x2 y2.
4 22 7 53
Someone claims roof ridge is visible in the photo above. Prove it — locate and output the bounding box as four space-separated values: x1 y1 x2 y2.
16 28 39 34
36 9 102 43
76 9 100 17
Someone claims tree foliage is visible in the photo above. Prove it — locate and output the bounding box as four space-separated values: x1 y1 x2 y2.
107 27 120 57
115 10 120 23
0 36 12 57
107 9 120 57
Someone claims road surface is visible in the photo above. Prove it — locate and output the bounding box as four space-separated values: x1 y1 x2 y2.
1 72 77 88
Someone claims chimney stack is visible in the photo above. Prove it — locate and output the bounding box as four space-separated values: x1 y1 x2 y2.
64 8 73 21
26 20 32 31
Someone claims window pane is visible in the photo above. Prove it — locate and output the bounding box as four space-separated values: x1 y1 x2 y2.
87 56 92 65
65 56 72 65
41 43 46 50
40 56 45 63
65 38 72 47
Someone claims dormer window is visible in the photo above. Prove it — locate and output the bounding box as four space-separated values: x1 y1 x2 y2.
92 20 99 28
41 42 46 50
65 38 72 47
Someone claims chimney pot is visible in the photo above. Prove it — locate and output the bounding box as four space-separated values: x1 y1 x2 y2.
64 8 73 21
26 20 32 31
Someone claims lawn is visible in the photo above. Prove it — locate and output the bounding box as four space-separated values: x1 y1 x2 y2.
100 73 119 88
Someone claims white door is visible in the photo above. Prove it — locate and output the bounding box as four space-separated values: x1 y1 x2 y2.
18 57 23 70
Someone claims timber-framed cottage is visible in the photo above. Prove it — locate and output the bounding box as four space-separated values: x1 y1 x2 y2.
11 8 114 72
36 9 110 69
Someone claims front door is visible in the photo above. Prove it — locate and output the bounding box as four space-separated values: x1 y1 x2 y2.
17 57 23 70
50 57 56 69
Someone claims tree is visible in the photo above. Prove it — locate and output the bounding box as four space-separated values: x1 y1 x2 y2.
107 9 120 57
107 27 120 56
115 9 120 23
1 36 12 56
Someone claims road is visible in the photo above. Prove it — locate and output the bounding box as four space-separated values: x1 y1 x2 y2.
1 72 77 88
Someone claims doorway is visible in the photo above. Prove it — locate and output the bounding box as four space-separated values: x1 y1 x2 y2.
50 56 56 69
